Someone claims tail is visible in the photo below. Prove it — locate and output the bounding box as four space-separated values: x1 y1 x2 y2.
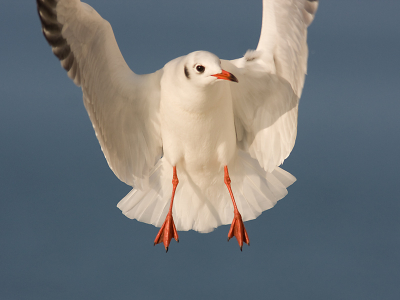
117 151 296 233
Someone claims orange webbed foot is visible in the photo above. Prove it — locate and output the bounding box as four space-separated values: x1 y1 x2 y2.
227 211 250 251
154 213 179 252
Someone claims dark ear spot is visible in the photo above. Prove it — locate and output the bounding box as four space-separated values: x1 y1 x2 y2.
184 65 190 79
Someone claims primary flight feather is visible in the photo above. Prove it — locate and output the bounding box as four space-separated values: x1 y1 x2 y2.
37 0 318 251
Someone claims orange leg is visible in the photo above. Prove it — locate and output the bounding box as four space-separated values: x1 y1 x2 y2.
154 166 179 252
224 166 250 250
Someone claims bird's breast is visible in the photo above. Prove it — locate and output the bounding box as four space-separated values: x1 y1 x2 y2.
160 89 236 174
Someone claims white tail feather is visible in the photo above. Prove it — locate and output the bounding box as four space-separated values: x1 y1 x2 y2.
117 151 296 233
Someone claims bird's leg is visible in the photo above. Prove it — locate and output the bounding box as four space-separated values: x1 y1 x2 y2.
224 166 250 250
154 166 179 252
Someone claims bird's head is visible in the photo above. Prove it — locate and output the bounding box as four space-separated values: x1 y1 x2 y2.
182 51 238 88
160 51 239 112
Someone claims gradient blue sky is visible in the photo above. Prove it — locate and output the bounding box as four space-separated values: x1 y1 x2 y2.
1 1 399 299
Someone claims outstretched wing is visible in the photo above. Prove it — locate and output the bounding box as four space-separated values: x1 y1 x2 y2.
222 0 318 172
37 0 163 189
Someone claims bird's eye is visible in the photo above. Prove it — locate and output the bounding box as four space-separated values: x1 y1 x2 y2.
195 64 205 73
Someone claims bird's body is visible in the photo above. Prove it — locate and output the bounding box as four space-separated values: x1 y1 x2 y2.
160 53 236 187
37 0 318 249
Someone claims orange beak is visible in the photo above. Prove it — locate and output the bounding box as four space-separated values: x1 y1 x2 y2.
211 70 239 83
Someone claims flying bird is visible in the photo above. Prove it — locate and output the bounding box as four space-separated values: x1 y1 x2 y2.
37 0 318 251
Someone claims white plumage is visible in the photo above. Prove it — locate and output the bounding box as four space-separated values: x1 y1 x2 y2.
37 0 318 234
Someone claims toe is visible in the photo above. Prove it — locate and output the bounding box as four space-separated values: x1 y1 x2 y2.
227 212 250 249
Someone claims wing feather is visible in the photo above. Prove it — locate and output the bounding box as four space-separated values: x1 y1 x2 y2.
37 0 162 188
224 0 318 172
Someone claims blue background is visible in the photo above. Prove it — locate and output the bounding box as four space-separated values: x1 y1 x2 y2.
1 1 399 299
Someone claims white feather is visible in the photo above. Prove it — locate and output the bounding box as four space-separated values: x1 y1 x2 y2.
41 0 163 189
118 151 295 233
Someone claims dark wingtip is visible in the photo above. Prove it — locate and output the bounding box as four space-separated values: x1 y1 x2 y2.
62 52 74 72
42 30 67 47
39 12 62 34
52 44 71 60
37 0 57 23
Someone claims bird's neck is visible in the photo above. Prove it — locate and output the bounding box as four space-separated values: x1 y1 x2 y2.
173 82 228 114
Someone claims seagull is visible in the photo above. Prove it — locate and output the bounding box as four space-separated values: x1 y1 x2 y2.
37 0 318 251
